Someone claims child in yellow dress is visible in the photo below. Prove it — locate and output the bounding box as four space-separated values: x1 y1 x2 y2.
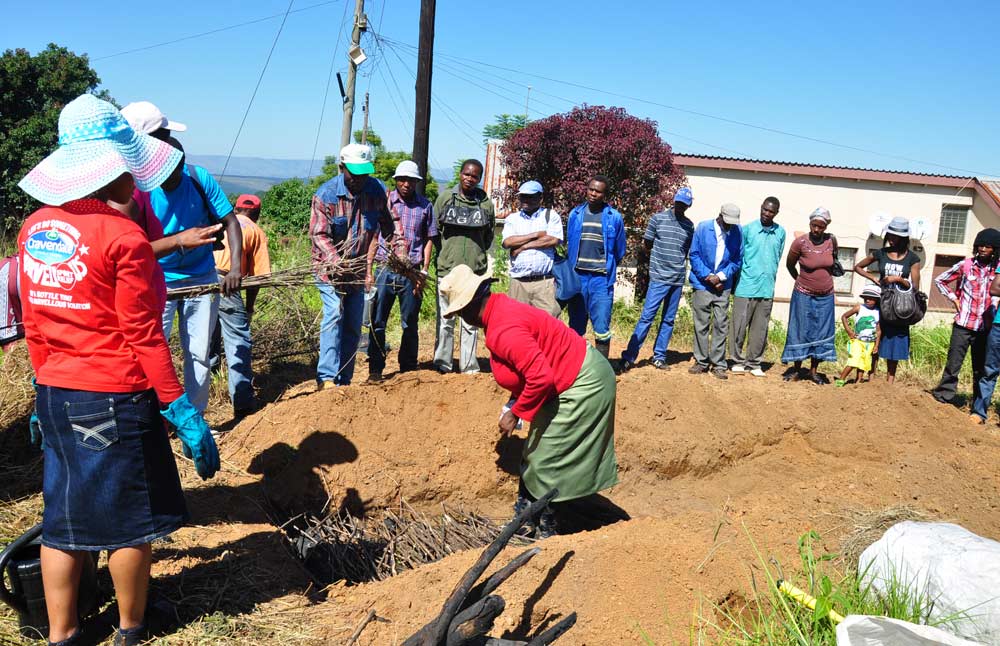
836 285 882 386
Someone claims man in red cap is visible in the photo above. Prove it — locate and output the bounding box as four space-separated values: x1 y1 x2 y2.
213 194 270 418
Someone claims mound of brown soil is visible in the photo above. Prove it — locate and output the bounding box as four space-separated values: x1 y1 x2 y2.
180 365 1000 644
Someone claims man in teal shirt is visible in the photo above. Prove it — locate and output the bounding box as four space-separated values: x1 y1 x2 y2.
730 197 785 376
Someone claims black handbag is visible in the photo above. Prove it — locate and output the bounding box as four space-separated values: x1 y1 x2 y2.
830 235 845 278
881 284 928 326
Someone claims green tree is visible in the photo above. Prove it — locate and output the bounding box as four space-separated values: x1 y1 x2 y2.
260 178 313 237
482 113 529 143
0 44 111 237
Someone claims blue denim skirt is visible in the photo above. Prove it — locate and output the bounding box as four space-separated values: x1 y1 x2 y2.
37 386 189 551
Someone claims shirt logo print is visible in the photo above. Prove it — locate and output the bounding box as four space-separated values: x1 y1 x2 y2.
23 221 89 289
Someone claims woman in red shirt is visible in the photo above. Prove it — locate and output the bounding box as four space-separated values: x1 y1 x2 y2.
439 265 618 537
17 95 220 646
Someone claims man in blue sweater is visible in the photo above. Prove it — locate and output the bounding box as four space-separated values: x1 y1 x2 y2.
565 175 627 359
688 203 743 379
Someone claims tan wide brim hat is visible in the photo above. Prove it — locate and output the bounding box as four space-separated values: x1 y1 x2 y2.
439 264 494 318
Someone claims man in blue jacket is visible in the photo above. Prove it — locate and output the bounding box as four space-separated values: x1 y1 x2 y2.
689 203 743 379
565 174 627 359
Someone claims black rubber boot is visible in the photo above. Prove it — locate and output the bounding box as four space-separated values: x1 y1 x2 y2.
595 340 610 360
536 506 558 539
513 495 535 536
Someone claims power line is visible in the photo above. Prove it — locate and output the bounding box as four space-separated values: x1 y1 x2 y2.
378 35 996 177
93 0 341 61
308 0 352 177
221 0 297 179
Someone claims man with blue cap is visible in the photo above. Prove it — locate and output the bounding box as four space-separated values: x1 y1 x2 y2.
618 187 695 372
501 180 564 316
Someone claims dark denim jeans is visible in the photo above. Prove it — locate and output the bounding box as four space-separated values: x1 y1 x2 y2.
368 267 422 375
971 324 1000 420
622 281 683 363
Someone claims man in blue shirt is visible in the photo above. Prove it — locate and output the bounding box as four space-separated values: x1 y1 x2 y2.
688 203 742 379
565 175 627 359
730 197 785 377
145 136 243 413
619 187 695 372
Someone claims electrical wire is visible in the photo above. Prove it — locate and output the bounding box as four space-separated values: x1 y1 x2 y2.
220 0 297 180
93 0 341 61
378 35 996 177
308 0 353 177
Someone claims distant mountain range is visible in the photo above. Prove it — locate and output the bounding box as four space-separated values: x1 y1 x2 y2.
187 155 454 193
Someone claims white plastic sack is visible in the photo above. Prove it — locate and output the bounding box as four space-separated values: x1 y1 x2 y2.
836 615 983 646
858 521 1000 643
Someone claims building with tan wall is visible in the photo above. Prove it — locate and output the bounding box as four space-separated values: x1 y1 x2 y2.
674 155 1000 324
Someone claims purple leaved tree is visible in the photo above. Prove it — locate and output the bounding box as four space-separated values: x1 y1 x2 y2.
500 106 686 298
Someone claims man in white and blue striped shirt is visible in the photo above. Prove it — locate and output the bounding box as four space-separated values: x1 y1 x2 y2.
619 187 695 372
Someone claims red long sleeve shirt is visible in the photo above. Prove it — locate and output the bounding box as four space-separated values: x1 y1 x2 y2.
18 200 184 403
483 294 587 421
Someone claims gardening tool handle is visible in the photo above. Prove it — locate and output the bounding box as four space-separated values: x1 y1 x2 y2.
0 522 43 614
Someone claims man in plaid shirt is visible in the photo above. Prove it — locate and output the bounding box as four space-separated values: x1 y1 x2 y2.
932 227 1000 406
311 143 394 388
365 160 436 381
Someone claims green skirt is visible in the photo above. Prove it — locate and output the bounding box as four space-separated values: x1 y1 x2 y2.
521 346 619 503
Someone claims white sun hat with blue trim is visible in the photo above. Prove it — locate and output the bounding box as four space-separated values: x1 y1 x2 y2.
18 94 183 206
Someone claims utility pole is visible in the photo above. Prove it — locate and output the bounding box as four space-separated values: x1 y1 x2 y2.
341 0 366 150
412 0 435 192
361 92 370 145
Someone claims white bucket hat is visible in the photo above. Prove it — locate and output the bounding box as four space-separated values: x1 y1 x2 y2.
18 95 182 206
439 264 495 318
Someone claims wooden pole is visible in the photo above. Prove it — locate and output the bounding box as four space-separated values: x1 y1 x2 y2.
341 0 366 150
412 0 436 192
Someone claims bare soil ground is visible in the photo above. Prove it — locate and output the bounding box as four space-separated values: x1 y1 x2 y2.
167 344 1000 645
4 339 1000 645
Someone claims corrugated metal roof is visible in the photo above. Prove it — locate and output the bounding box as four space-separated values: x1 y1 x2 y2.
674 153 972 181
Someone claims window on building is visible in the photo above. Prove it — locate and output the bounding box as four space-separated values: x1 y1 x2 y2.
937 206 968 244
835 246 857 294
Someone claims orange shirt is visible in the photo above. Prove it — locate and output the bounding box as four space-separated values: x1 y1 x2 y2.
214 214 271 277
18 200 184 403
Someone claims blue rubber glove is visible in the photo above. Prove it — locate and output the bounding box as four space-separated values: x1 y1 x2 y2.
29 378 44 450
161 394 220 480
29 410 44 450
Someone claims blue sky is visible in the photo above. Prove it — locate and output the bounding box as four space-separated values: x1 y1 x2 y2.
3 0 999 177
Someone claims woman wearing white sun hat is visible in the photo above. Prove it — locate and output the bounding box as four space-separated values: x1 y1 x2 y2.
17 94 220 646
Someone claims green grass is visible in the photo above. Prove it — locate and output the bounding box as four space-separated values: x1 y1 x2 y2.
640 528 966 646
608 291 971 391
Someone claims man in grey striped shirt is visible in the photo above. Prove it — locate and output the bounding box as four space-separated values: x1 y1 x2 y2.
618 187 695 372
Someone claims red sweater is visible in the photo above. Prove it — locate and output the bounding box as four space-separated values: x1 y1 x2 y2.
483 294 587 421
18 200 183 403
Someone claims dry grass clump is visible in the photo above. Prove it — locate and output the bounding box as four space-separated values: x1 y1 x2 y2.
0 342 34 431
832 505 932 568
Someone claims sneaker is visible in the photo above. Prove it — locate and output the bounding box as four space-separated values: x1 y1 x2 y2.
970 414 985 425
434 365 452 375
749 367 766 378
317 380 336 391
688 364 708 374
368 372 384 383
730 364 746 374
711 367 729 380
652 359 669 370
513 496 535 536
616 358 635 375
